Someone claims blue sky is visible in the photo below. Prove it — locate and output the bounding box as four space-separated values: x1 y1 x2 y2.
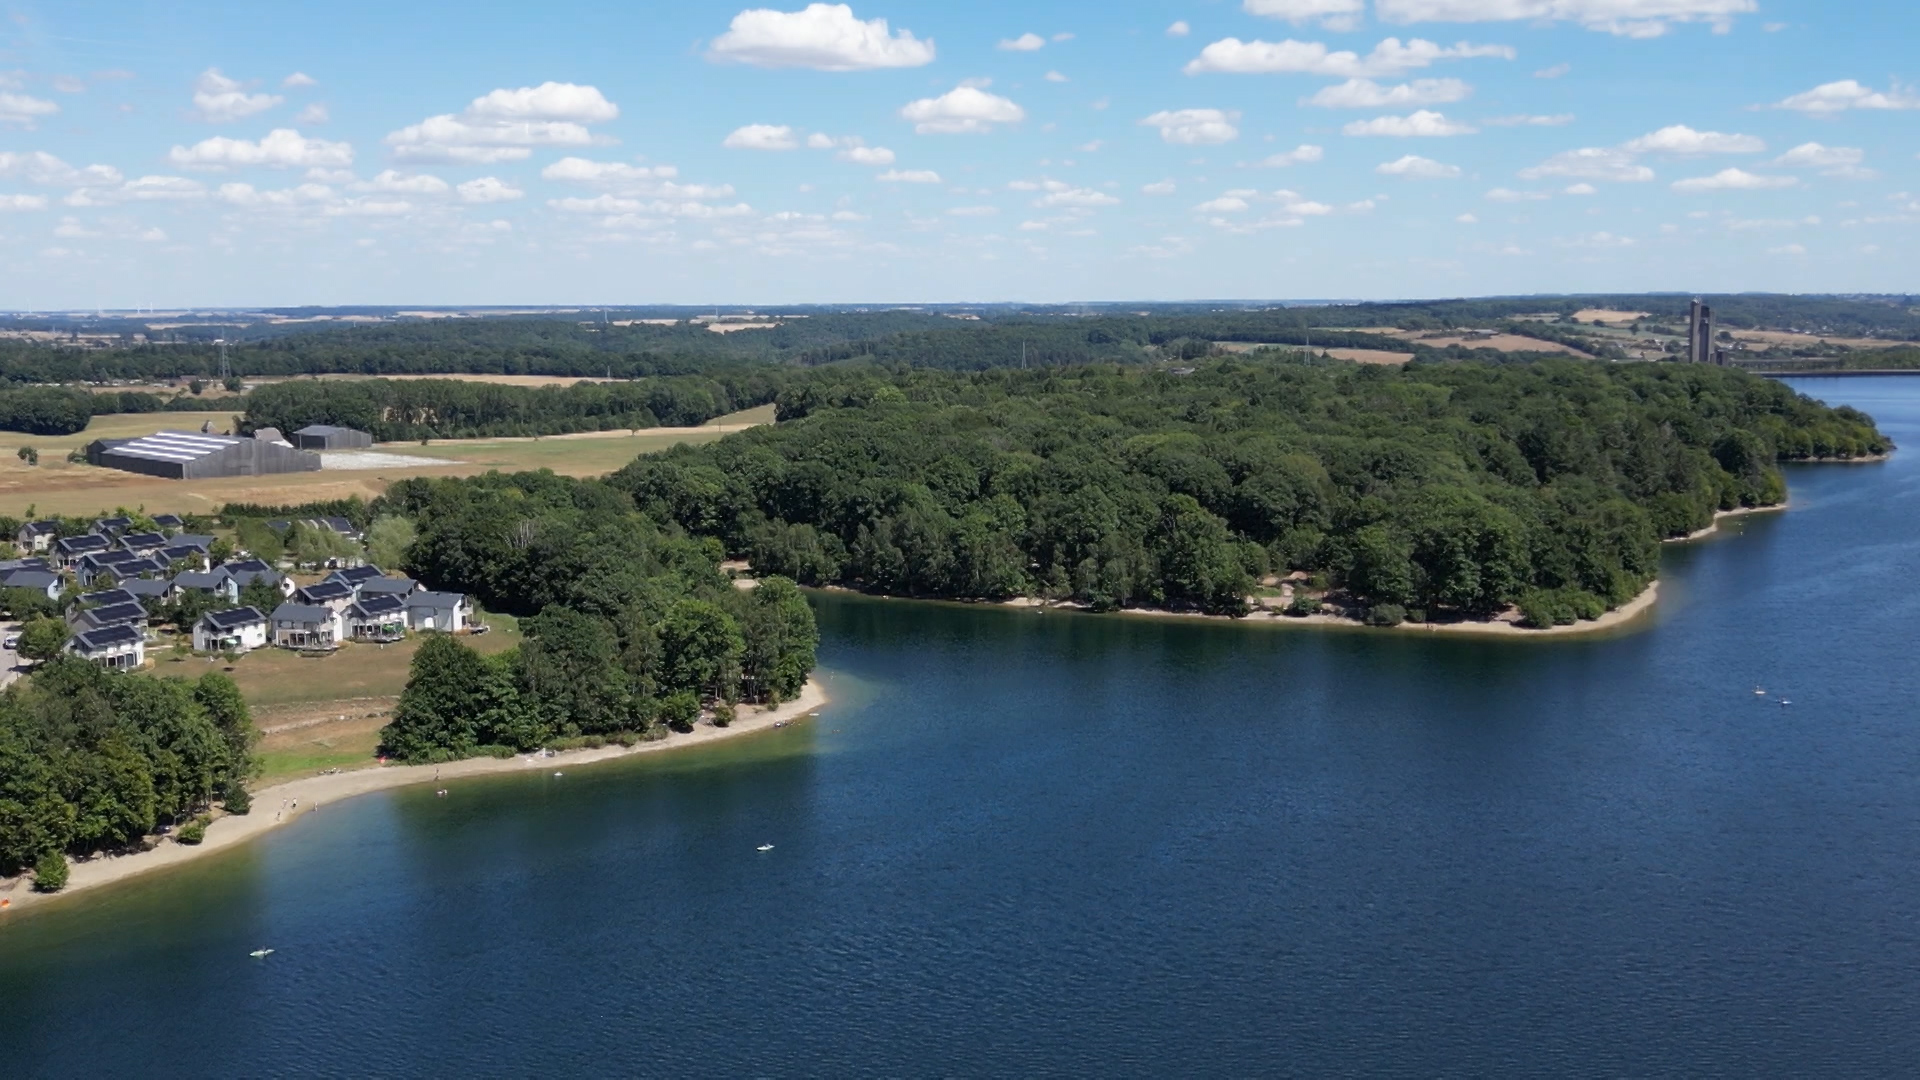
0 0 1914 307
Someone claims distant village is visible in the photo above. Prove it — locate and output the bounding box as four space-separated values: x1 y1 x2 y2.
4 513 472 672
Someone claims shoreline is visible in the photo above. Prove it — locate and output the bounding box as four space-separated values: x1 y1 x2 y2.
1667 503 1787 544
1083 581 1664 639
0 679 828 915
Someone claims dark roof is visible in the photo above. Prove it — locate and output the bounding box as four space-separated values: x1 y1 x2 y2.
327 565 386 585
158 545 206 563
359 577 418 596
1 569 59 590
120 555 171 576
271 602 334 623
120 532 167 549
56 535 111 554
294 425 356 436
150 514 185 528
225 565 283 588
78 588 137 609
170 534 215 551
94 432 242 467
224 557 275 574
73 624 142 651
405 591 468 608
297 580 355 603
120 578 172 598
318 517 356 534
0 557 50 572
20 521 57 535
83 549 143 567
266 520 291 533
174 570 231 590
81 602 148 627
202 606 267 630
349 594 406 619
91 516 133 531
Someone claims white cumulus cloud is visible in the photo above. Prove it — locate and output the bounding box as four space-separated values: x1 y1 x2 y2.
386 82 617 163
457 177 524 203
191 69 283 122
708 4 935 70
998 33 1046 51
283 72 318 88
1033 181 1120 207
0 152 122 187
1343 110 1476 136
0 193 48 211
1772 79 1920 115
1487 187 1550 201
1305 77 1471 108
1141 108 1240 145
1483 113 1574 126
0 91 59 128
1185 37 1513 77
1167 21 1192 36
354 170 450 195
838 145 896 165
724 124 799 150
167 129 354 170
1622 124 1764 154
1257 144 1326 166
1373 0 1757 38
1771 142 1873 178
1244 0 1366 27
900 86 1026 134
878 168 942 182
1143 180 1178 195
1376 154 1461 178
1519 147 1654 182
1671 167 1797 192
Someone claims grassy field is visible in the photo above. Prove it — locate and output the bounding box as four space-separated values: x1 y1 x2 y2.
222 614 521 708
234 615 522 784
0 405 773 518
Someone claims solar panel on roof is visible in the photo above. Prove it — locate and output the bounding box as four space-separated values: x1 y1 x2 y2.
75 624 142 648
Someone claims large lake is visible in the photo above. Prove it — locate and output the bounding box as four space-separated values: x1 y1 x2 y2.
5 378 1919 1077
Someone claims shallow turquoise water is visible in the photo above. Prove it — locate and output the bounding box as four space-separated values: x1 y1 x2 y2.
4 377 1919 1077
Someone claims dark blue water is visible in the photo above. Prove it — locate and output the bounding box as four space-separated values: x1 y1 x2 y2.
5 378 1919 1078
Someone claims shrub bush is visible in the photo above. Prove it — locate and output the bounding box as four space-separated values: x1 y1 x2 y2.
222 783 251 816
33 850 68 892
1286 592 1322 618
1366 604 1407 628
176 819 208 845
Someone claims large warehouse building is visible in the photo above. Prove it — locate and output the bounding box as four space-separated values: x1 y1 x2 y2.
292 425 374 450
85 430 323 480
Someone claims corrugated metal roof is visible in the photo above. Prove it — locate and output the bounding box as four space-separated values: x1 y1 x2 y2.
103 431 243 464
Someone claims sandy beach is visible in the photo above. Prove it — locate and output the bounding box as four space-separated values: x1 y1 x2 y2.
0 679 827 913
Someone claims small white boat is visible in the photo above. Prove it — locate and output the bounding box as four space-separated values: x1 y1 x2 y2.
249 949 274 958
553 772 563 778
757 844 775 852
1754 687 1767 696
1779 700 1792 707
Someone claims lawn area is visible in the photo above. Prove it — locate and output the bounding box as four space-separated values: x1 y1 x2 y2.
222 614 521 708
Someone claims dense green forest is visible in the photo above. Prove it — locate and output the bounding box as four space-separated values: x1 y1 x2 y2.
0 663 255 884
612 359 1887 623
371 471 817 762
241 371 780 441
4 294 1915 388
0 386 230 435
